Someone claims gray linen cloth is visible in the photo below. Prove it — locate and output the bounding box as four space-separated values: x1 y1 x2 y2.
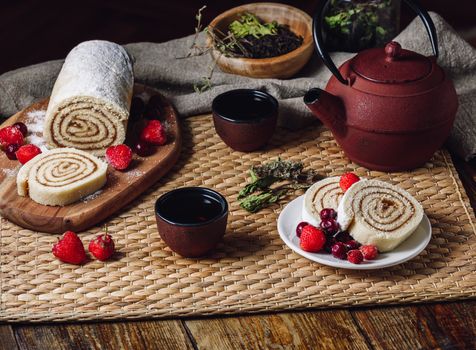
0 12 475 160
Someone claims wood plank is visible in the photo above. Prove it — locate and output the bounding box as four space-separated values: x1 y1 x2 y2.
352 302 476 350
185 310 371 350
14 320 194 350
0 85 181 234
0 325 19 350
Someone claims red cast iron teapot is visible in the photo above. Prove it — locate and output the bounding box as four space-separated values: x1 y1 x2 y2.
304 0 458 171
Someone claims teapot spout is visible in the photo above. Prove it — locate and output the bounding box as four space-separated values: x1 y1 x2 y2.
304 88 346 137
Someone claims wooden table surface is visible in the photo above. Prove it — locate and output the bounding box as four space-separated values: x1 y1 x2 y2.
0 156 474 350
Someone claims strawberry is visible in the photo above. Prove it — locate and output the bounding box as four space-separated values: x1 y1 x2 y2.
52 231 87 265
339 172 360 192
15 144 42 164
347 249 364 264
0 126 24 150
140 120 167 146
106 144 133 170
300 225 326 253
360 245 379 260
88 228 115 261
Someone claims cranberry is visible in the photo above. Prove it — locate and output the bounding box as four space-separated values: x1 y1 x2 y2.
331 242 347 259
347 249 364 264
130 97 145 121
320 218 339 235
335 231 352 242
324 237 337 253
5 143 20 160
134 140 154 157
344 240 360 250
12 122 28 137
296 221 309 238
320 208 337 220
144 95 163 120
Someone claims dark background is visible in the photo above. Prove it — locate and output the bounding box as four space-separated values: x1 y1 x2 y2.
1 0 475 74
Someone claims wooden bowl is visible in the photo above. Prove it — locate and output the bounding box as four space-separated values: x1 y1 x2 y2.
208 2 313 79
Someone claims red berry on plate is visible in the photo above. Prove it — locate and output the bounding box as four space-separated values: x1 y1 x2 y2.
344 240 360 250
52 231 87 265
0 125 24 150
106 144 133 170
15 144 42 164
335 231 352 242
296 221 309 238
140 120 167 146
360 245 379 260
347 249 364 264
89 228 115 261
13 122 28 137
320 208 336 220
134 140 154 157
5 143 20 160
300 225 326 253
339 172 360 192
331 242 347 259
320 218 339 235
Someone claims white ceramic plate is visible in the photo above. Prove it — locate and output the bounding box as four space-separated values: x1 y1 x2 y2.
277 195 432 270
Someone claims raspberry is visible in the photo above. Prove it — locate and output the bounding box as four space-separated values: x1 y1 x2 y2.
140 120 167 146
299 225 326 253
106 144 133 170
347 249 364 264
339 172 360 192
0 126 24 150
360 245 379 260
15 144 42 164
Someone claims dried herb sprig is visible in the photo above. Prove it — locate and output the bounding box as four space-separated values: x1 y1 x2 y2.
239 158 321 213
180 6 251 93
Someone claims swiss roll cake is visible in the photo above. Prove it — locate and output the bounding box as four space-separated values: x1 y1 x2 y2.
44 40 134 156
302 176 343 226
337 180 424 252
17 148 107 206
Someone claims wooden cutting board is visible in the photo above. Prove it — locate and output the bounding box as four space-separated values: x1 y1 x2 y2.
0 85 181 233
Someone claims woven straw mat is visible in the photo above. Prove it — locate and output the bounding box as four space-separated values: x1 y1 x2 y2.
1 115 476 323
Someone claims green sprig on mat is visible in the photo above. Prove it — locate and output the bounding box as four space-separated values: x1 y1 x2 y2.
239 158 321 213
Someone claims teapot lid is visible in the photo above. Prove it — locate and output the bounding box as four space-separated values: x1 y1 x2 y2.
350 42 432 84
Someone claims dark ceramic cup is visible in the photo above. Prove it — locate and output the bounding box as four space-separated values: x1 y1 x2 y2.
155 187 228 258
212 89 278 152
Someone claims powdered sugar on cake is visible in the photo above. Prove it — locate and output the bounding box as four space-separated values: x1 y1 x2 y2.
25 109 49 151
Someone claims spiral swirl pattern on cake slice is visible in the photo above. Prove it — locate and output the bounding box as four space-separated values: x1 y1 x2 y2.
337 179 424 252
45 97 126 155
17 148 108 206
302 177 343 226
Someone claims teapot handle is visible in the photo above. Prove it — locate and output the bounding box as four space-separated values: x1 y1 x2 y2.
313 0 439 85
